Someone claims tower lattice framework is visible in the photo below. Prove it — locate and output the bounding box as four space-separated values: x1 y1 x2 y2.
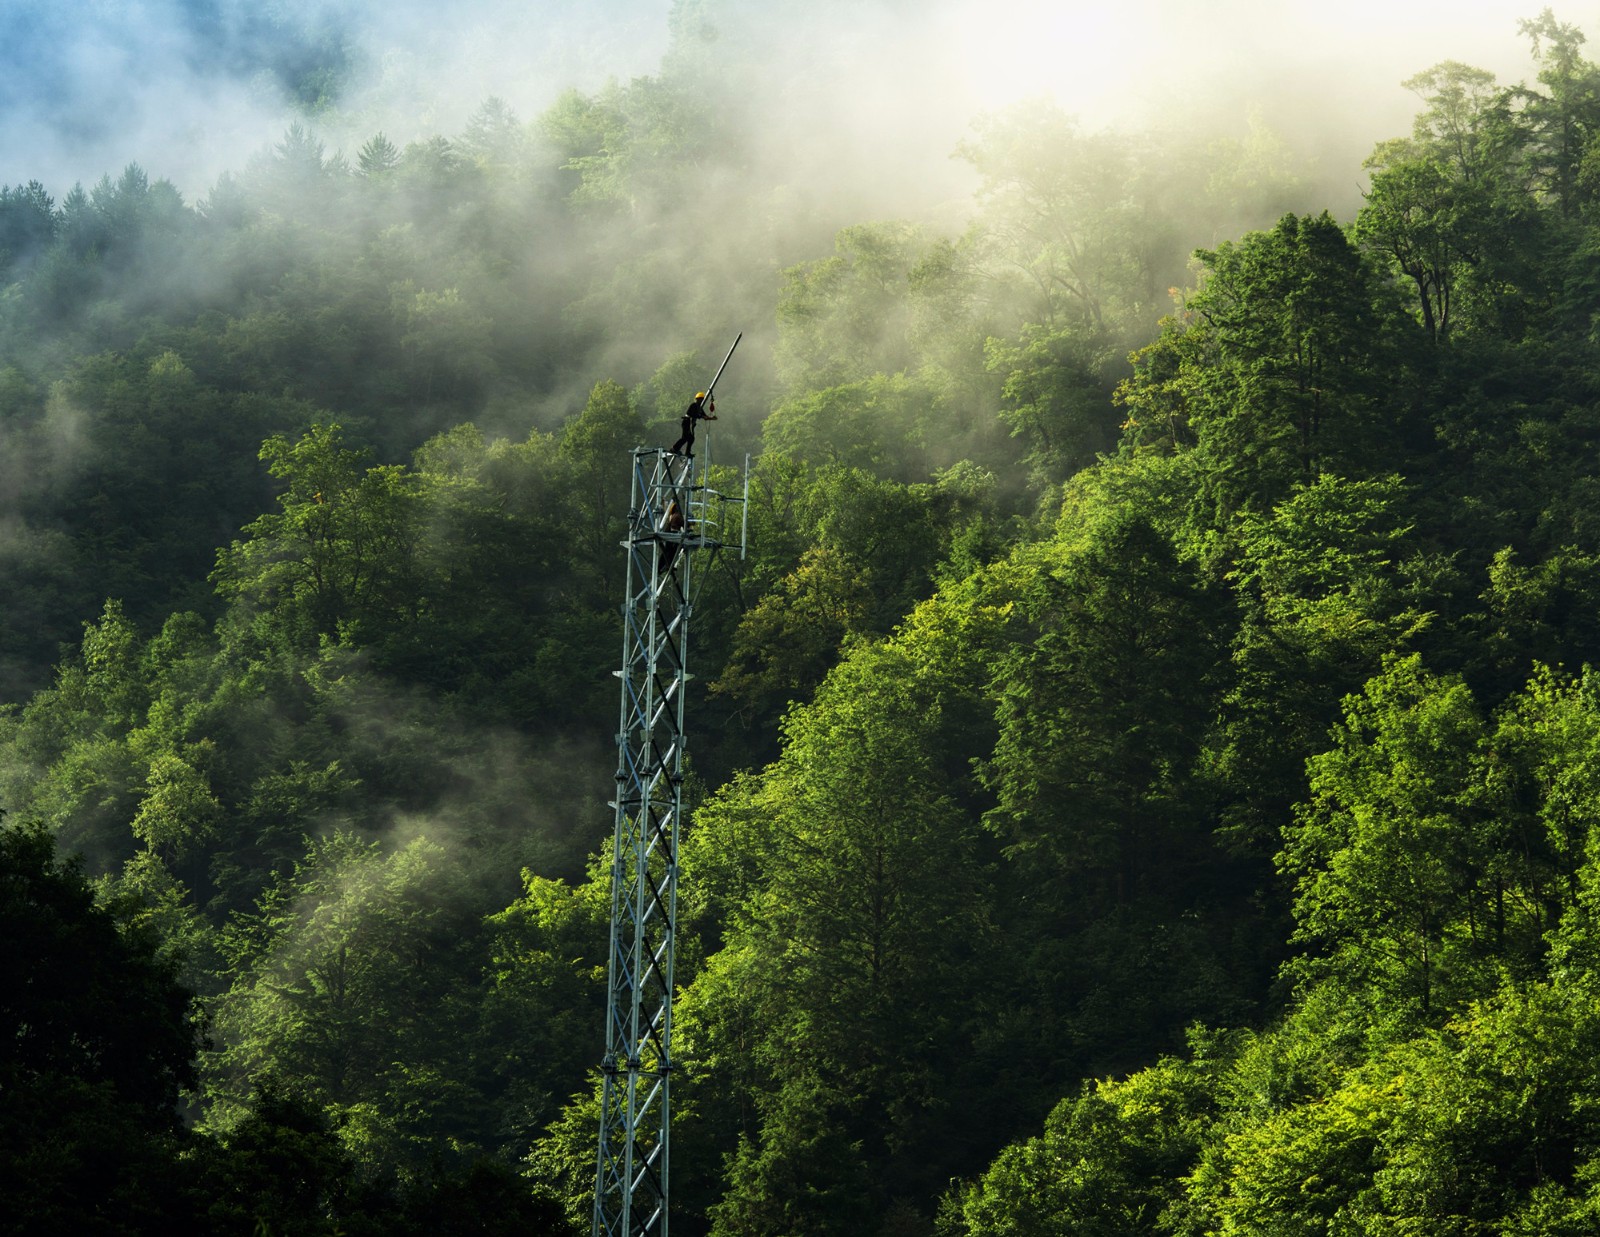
593 446 737 1237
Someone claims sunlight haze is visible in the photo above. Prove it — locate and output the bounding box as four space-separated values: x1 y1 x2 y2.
0 0 1555 203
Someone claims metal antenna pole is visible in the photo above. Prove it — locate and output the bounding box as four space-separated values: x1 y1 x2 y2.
740 454 750 562
704 333 741 401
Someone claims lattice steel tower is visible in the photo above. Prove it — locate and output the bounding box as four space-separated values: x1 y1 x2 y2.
594 339 743 1237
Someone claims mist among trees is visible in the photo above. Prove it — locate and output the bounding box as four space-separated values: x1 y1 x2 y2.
9 2 1600 1233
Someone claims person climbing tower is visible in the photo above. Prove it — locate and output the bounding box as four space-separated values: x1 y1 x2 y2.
670 391 716 457
658 497 686 571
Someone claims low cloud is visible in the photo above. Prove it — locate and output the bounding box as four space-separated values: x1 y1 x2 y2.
1 1 1551 208
0 0 671 199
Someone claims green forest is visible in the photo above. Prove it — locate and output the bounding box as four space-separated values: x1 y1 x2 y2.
11 2 1600 1233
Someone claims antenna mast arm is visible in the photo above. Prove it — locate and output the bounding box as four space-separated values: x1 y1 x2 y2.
704 333 742 402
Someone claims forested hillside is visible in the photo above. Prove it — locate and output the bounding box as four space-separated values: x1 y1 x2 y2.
8 3 1600 1233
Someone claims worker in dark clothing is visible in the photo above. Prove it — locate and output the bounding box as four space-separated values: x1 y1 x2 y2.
658 498 686 572
670 392 716 456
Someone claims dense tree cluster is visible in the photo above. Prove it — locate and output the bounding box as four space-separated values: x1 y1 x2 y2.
11 2 1600 1233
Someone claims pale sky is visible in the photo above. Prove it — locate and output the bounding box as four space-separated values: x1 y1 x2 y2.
956 0 1536 121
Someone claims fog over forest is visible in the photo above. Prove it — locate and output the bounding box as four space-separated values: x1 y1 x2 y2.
2 0 1541 211
15 3 1600 1235
0 0 1554 434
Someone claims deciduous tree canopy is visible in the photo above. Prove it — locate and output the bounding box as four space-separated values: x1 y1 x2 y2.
14 8 1600 1236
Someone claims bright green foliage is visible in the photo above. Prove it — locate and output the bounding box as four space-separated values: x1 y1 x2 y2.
96 848 220 993
129 748 222 860
481 869 610 1159
711 458 971 743
1284 655 1494 1018
998 654 1600 1236
526 1074 605 1233
686 640 998 1234
712 542 873 713
2 601 150 866
555 379 647 604
985 322 1120 490
1230 474 1417 631
1400 60 1502 178
992 323 1120 483
1285 657 1600 1021
978 509 1261 1089
947 1054 1220 1237
1211 473 1427 852
1122 213 1400 522
15 11 1600 1232
1365 993 1599 1231
207 832 489 1171
1488 663 1600 954
1180 981 1600 1234
1194 1061 1398 1234
1476 546 1600 694
1355 156 1470 340
763 373 938 480
214 423 420 647
1354 60 1507 341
